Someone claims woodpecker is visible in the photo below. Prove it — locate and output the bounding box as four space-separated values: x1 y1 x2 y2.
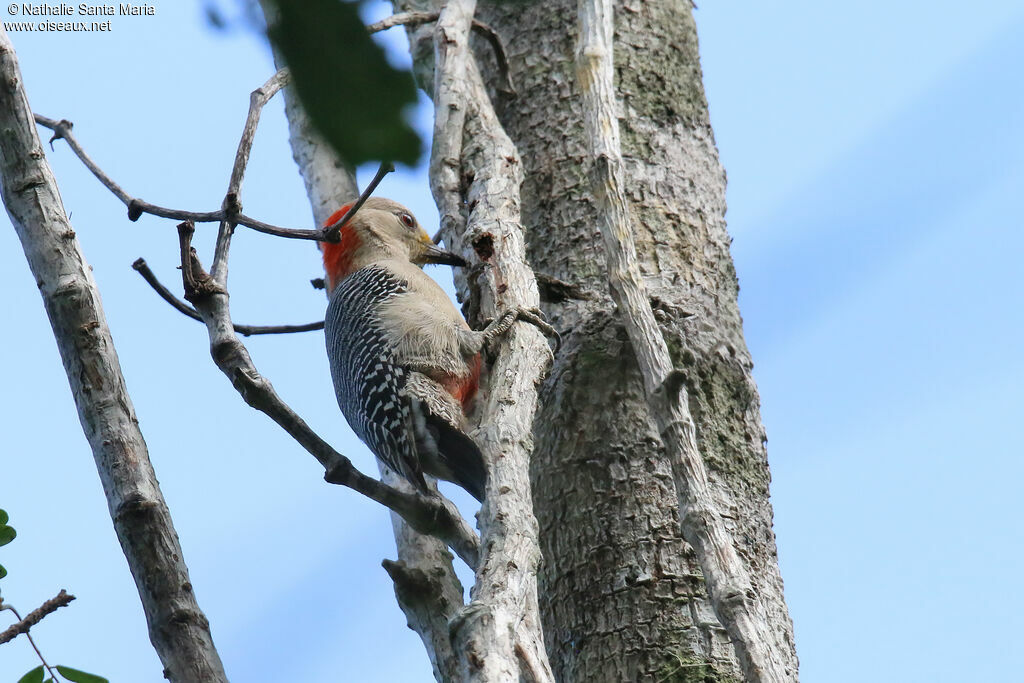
320 197 488 501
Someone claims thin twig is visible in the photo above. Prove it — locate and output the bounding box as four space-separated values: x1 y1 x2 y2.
0 591 75 645
1 602 60 681
468 18 516 96
131 258 324 336
0 591 74 683
367 11 515 95
228 70 289 201
322 161 395 242
366 9 436 33
213 68 291 281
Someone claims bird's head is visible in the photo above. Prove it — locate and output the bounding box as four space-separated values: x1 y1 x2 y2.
319 197 467 292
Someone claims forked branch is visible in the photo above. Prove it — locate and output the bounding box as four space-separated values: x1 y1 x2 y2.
131 258 324 336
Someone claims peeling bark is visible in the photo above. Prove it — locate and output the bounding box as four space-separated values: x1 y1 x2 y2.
427 2 554 680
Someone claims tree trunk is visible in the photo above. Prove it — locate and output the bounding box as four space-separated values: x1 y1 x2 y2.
462 2 798 680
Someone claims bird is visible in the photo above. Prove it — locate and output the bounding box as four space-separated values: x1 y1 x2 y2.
320 197 488 501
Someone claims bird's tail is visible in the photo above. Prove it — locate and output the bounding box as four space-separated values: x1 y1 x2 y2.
432 420 487 502
410 399 487 502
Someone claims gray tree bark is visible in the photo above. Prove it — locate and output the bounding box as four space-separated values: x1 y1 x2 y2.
456 2 799 680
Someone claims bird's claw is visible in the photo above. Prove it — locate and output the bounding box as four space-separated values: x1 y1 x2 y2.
514 307 561 353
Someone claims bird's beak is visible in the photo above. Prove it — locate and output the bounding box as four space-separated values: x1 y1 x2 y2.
422 242 470 267
418 231 469 267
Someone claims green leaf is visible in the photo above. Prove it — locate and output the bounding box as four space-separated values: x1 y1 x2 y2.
0 563 7 579
17 666 44 683
265 0 421 167
0 524 16 547
55 667 108 683
0 509 8 525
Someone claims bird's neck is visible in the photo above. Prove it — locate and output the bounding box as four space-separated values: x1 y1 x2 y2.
320 224 364 293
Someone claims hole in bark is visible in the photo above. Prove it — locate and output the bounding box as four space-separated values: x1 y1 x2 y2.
472 233 495 260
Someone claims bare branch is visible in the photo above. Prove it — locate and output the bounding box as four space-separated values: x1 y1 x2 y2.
0 591 75 645
228 70 290 201
466 17 516 96
0 601 60 681
575 2 795 681
367 9 437 33
131 258 324 336
33 113 322 241
0 26 228 682
381 469 465 683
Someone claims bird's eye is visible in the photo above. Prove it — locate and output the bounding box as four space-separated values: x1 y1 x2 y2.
399 213 415 228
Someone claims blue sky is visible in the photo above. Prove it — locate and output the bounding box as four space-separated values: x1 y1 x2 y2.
1 2 1021 681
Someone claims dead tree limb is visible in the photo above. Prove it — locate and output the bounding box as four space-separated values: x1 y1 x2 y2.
34 112 322 241
0 27 228 683
380 468 464 683
427 1 555 680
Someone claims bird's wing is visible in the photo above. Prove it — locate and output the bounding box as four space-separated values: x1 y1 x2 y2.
324 265 427 492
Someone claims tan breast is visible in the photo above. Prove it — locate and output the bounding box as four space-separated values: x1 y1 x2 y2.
377 260 473 381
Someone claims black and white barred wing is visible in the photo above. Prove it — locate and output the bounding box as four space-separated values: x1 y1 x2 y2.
324 266 426 492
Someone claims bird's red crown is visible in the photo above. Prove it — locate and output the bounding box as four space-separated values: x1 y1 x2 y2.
320 203 362 292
